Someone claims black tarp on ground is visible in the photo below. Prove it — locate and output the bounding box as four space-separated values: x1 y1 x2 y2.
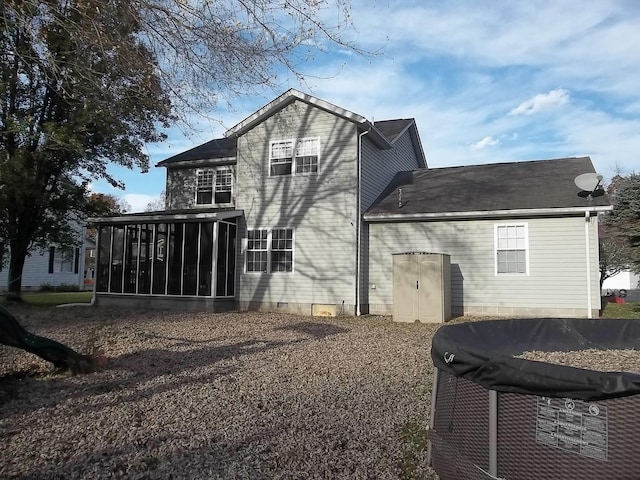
431 318 640 401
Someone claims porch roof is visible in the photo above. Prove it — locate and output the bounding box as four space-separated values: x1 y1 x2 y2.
88 208 243 224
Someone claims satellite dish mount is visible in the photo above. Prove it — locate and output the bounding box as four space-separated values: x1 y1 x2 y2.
574 172 604 201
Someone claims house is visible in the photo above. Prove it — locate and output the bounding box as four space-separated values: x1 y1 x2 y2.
89 89 611 318
0 235 92 292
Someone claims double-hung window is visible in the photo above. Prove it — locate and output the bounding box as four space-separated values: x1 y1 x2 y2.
214 168 233 204
196 168 233 205
495 224 528 275
246 228 294 273
270 138 319 176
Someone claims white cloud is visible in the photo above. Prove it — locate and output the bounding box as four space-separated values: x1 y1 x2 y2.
509 89 570 116
470 136 499 150
119 0 640 198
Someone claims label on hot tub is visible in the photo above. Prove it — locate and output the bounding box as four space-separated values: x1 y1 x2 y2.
536 396 608 461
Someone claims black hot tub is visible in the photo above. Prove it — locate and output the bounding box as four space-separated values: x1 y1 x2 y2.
428 318 640 480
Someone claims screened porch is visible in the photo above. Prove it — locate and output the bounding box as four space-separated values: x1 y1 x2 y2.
91 210 240 309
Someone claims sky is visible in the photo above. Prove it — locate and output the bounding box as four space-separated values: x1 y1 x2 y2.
91 0 640 212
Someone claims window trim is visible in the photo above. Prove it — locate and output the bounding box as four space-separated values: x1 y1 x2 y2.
245 227 295 274
269 137 320 177
494 223 529 276
195 167 234 206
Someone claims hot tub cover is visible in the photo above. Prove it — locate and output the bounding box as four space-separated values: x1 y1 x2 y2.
431 318 640 401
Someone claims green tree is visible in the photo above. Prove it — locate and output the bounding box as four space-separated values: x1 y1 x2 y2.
599 173 640 288
1 0 367 299
1 0 172 299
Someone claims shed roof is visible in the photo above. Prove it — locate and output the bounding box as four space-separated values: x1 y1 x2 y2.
365 156 611 220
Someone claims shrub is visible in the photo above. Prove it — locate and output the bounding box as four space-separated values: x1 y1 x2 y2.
39 283 81 293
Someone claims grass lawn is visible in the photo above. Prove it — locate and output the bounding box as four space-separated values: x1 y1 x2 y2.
3 291 93 306
601 300 640 318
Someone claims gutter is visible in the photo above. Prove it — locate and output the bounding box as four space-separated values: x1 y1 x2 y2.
356 128 369 317
364 205 613 222
585 211 593 319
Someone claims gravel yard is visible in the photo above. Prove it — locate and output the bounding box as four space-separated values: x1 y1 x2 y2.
0 306 439 479
517 348 640 372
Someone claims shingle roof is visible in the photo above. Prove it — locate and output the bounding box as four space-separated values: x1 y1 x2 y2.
365 157 611 218
156 137 237 166
374 119 415 143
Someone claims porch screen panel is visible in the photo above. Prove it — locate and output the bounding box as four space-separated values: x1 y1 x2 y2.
167 223 184 295
96 226 112 292
110 226 125 293
183 222 199 295
226 223 237 296
198 222 214 296
152 224 167 294
215 222 229 296
123 225 138 293
138 224 152 294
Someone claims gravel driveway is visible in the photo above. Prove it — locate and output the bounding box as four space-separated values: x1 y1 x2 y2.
0 307 439 479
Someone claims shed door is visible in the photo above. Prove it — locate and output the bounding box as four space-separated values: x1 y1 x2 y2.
418 255 443 323
393 256 419 322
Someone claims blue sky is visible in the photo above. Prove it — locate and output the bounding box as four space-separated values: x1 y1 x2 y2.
91 1 640 211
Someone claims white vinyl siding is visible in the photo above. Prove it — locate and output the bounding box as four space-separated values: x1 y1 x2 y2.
0 246 86 291
236 100 358 308
495 224 529 275
367 216 600 317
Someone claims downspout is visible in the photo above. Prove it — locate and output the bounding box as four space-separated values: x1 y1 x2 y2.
356 128 370 316
585 210 593 318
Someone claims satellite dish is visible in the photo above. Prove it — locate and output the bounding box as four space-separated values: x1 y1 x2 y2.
575 172 604 199
574 172 603 192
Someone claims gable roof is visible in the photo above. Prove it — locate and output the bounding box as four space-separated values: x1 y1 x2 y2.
374 118 427 167
374 119 414 143
156 137 237 167
365 156 611 221
224 88 392 148
156 90 427 168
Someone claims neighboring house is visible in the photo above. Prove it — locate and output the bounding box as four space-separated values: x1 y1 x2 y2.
602 270 639 293
90 89 611 318
0 236 91 291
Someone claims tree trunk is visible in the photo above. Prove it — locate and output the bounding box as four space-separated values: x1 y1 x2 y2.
0 306 99 373
7 241 28 301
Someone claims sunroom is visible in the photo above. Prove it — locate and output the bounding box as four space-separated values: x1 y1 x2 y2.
90 209 241 311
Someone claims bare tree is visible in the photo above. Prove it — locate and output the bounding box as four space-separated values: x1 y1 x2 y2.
145 190 166 212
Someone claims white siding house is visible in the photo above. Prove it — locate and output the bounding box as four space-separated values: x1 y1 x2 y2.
0 242 88 291
89 89 610 318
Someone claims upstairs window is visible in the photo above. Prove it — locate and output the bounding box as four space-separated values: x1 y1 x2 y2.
196 168 233 205
246 228 294 273
270 138 319 176
495 224 528 275
215 168 233 204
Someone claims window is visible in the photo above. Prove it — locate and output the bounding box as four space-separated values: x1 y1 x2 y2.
196 168 233 205
495 224 528 275
215 168 233 204
246 229 268 273
48 247 77 273
246 228 294 273
196 170 214 204
270 141 293 176
270 138 319 176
